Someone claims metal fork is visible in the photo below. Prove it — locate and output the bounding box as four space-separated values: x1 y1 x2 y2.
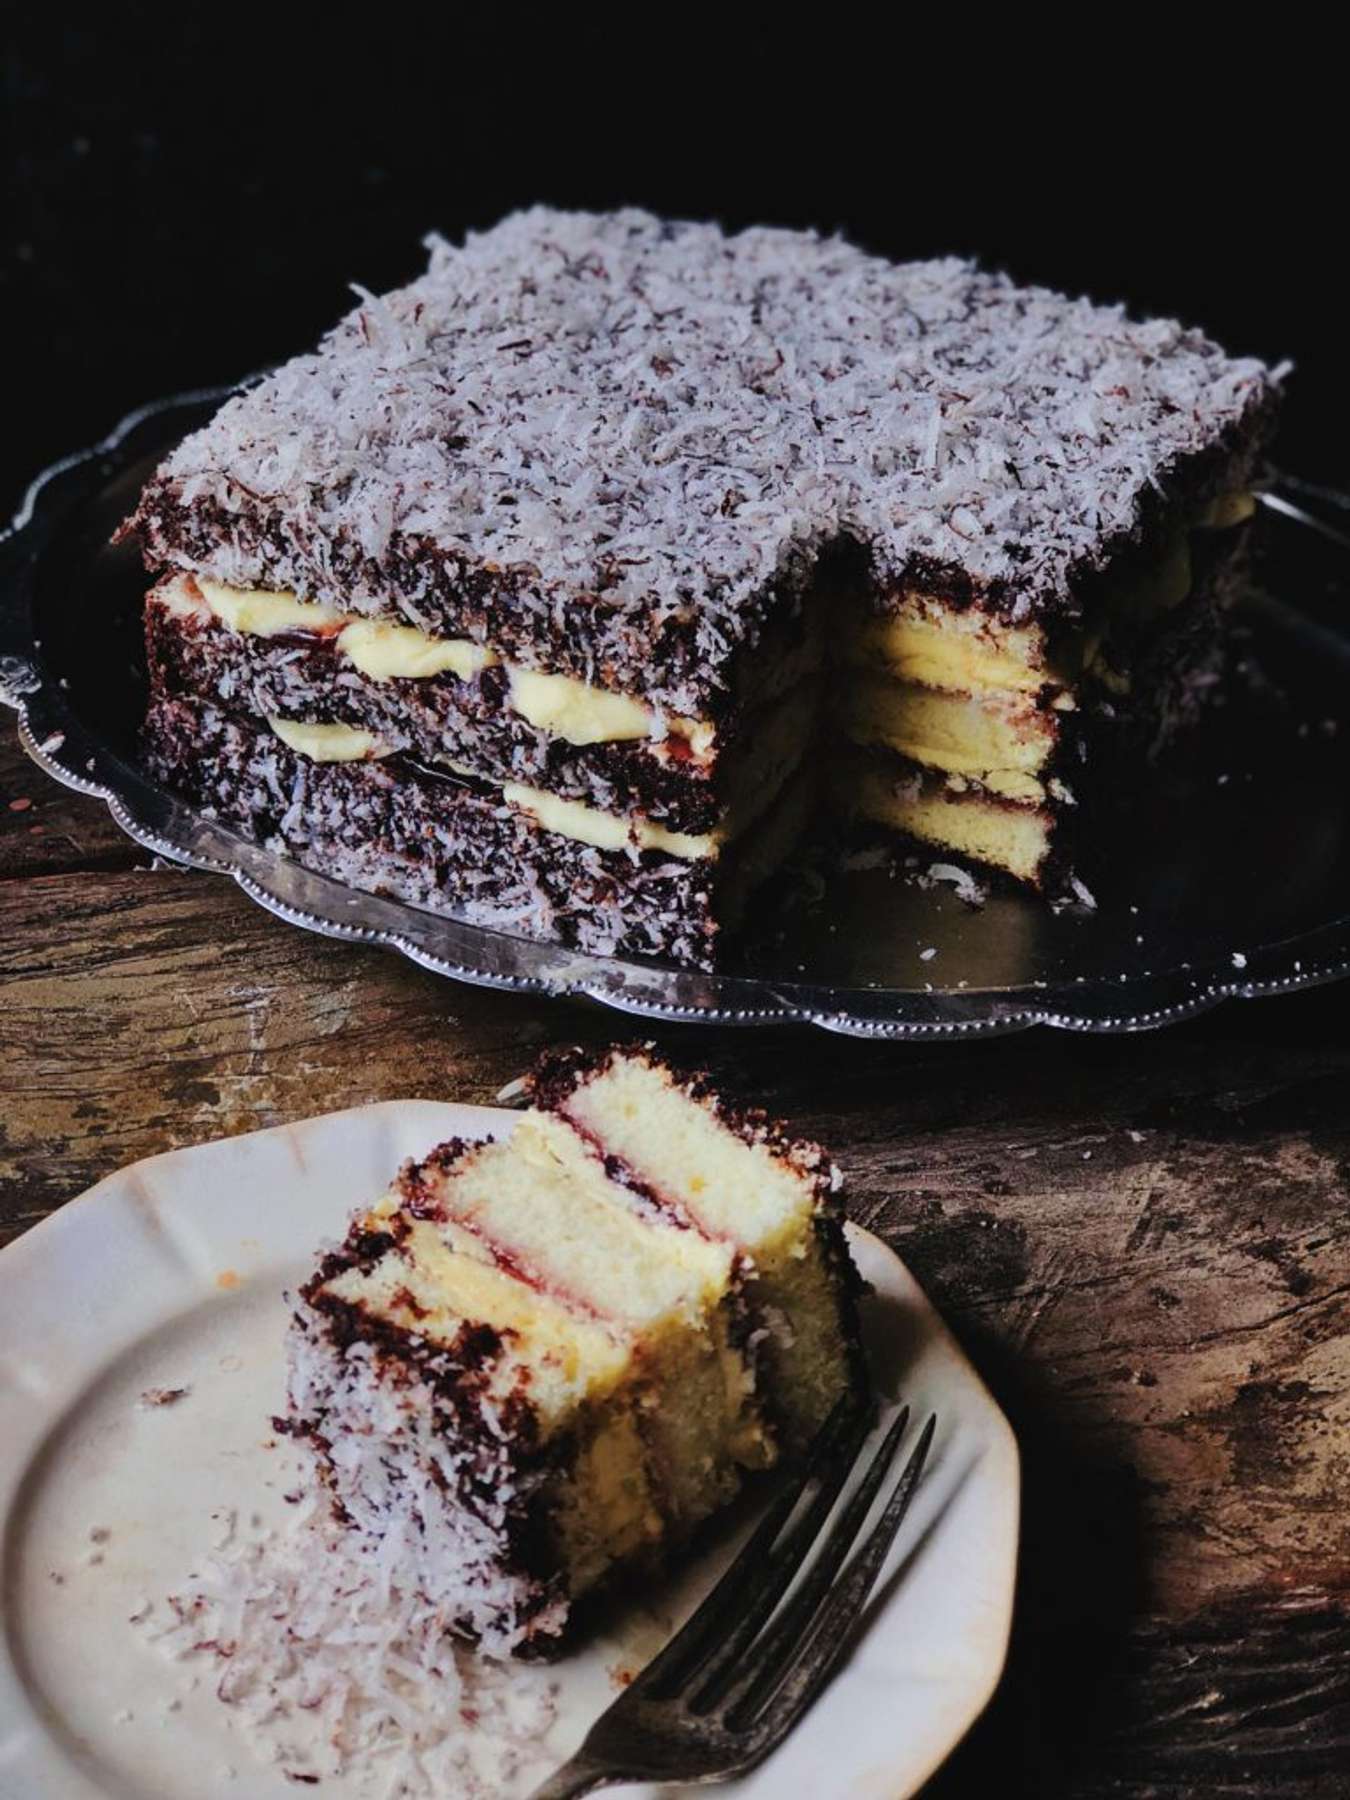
530 1399 937 1797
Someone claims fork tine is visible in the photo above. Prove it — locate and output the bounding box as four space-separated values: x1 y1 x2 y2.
726 1411 937 1730
641 1393 864 1699
687 1404 889 1711
711 1403 914 1716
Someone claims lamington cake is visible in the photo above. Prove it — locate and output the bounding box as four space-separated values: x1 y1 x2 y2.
285 1046 866 1653
119 207 1280 964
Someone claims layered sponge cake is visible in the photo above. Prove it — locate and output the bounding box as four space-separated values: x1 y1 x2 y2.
833 490 1260 885
119 208 1279 961
285 1047 865 1653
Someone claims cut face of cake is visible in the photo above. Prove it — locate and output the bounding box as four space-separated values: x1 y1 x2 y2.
833 496 1256 884
140 562 821 964
120 208 1280 962
286 1047 865 1654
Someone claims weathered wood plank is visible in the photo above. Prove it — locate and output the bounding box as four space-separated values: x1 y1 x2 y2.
936 1588 1350 1796
0 866 611 1225
0 730 144 877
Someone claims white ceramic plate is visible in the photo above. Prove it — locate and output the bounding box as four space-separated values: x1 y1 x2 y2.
0 1103 1019 1800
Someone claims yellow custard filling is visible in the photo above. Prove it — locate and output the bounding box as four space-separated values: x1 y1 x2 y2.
338 618 497 681
501 783 718 858
845 603 1049 695
267 718 391 762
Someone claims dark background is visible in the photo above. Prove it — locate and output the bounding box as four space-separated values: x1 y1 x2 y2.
5 19 1344 514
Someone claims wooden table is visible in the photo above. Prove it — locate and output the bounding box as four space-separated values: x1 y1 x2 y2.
3 727 1348 1798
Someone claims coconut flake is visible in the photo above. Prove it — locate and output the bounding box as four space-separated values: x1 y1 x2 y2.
1068 876 1098 912
921 861 988 907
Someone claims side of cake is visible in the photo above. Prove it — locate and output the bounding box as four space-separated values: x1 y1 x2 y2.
285 1047 866 1653
119 208 1280 960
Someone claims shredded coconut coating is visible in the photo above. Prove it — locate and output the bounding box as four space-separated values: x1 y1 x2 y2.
127 207 1278 714
141 1495 558 1795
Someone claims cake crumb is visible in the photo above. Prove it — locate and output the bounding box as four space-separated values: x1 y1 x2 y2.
1068 876 1098 911
920 861 987 906
139 1385 192 1409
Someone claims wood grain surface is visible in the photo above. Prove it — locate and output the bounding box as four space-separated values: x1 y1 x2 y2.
3 729 1348 1797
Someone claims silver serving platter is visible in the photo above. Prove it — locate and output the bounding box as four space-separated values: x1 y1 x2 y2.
6 386 1350 1040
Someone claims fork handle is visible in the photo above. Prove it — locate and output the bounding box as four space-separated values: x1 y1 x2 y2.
528 1750 613 1798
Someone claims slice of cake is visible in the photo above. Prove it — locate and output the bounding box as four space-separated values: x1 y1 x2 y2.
285 1047 866 1654
119 208 1279 960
